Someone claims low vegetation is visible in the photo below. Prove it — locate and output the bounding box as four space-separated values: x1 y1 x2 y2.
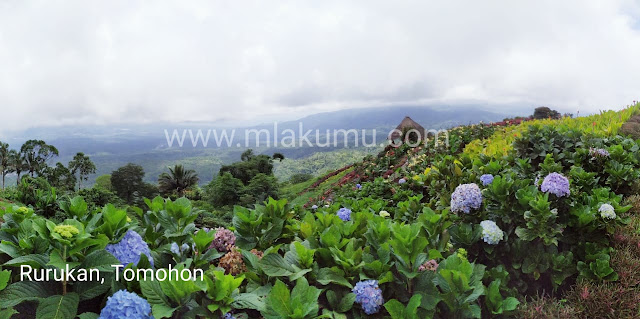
0 103 639 318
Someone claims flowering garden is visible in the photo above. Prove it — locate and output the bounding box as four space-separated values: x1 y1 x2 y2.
1 103 640 318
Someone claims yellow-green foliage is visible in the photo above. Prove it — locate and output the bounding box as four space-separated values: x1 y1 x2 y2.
464 103 640 158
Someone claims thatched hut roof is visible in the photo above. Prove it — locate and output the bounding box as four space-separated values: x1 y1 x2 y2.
389 116 426 140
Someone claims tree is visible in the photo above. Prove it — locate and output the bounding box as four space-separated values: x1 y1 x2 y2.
0 142 12 190
533 107 561 120
246 173 279 202
20 140 59 177
158 164 199 197
43 162 76 191
111 163 145 204
219 150 281 184
272 152 285 162
241 149 255 162
68 152 96 190
9 149 26 185
95 174 112 190
207 172 244 207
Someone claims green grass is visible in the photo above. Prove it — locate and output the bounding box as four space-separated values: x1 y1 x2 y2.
287 168 352 207
0 198 17 211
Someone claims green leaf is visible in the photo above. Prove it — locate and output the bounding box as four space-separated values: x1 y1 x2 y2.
384 299 405 319
259 253 295 277
0 269 11 291
289 277 321 318
502 297 520 312
263 280 291 318
80 249 121 272
76 313 99 319
152 304 177 319
0 281 52 308
140 279 170 306
0 308 18 319
405 294 422 317
36 293 79 319
316 268 353 288
232 293 265 311
3 254 48 268
336 293 355 313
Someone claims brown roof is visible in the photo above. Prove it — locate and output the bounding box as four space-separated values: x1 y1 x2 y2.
389 116 426 140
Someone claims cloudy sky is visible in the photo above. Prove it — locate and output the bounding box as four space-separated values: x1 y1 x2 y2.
1 0 639 132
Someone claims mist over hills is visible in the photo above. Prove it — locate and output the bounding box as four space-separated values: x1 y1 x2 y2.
2 105 515 185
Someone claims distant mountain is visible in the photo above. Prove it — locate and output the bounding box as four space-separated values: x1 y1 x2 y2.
1 105 519 185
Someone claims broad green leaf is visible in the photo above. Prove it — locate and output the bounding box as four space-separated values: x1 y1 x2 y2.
35 293 79 319
0 269 11 291
152 304 177 319
262 280 291 318
316 268 352 288
0 281 52 308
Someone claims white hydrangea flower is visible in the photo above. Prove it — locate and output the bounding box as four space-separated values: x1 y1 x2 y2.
480 220 504 245
598 203 616 220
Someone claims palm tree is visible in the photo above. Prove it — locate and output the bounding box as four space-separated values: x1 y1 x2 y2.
9 150 26 186
0 142 12 190
158 164 199 197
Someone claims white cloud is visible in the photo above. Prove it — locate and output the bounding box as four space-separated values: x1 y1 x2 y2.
0 0 639 132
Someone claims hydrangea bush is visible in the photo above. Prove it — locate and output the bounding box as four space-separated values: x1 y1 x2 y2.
106 230 154 267
352 280 384 315
541 172 570 197
480 174 494 186
480 220 504 245
451 183 483 213
210 227 236 252
336 207 351 221
98 290 153 319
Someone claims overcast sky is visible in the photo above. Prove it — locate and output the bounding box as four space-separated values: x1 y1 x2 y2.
1 0 639 133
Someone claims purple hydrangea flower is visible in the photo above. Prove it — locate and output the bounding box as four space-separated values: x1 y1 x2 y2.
356 183 362 189
98 290 153 319
540 172 570 197
352 280 384 315
210 227 236 252
479 174 494 186
418 259 439 272
337 208 351 221
589 147 610 158
451 183 483 214
106 230 154 267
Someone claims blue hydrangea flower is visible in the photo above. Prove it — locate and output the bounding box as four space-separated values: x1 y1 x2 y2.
98 290 153 319
480 220 504 245
398 178 407 184
222 313 236 319
352 280 384 315
599 203 616 219
451 183 483 214
106 230 154 267
311 205 318 210
356 183 362 189
337 208 351 221
479 174 494 186
540 172 570 197
589 147 610 158
170 242 180 255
